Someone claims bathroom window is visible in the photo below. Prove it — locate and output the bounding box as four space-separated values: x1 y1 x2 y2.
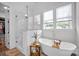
56 4 72 29
43 10 53 29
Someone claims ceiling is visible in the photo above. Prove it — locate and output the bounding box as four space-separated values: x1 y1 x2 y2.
0 2 73 16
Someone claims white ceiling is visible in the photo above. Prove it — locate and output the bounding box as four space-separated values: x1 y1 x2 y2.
2 2 35 13
1 2 73 16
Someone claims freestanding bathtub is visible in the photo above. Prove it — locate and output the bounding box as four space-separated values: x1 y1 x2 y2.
39 38 77 56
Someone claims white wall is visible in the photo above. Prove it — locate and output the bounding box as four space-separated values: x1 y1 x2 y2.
42 30 54 39
5 11 10 48
55 29 75 43
0 8 10 49
0 12 5 17
15 11 27 49
76 2 79 51
42 29 75 43
9 8 16 49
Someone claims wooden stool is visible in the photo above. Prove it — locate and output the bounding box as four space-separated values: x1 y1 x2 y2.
30 42 41 56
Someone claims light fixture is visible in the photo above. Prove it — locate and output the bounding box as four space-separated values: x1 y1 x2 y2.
4 6 10 12
25 14 28 17
25 5 28 19
4 6 9 10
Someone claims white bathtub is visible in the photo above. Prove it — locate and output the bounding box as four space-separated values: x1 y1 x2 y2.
39 38 77 56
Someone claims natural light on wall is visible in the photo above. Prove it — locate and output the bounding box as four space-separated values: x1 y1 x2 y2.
43 4 72 29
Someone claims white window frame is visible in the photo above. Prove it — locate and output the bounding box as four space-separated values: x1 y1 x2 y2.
56 4 73 29
43 10 54 29
43 4 73 30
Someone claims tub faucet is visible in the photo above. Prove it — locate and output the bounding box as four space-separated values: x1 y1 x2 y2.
52 39 61 48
